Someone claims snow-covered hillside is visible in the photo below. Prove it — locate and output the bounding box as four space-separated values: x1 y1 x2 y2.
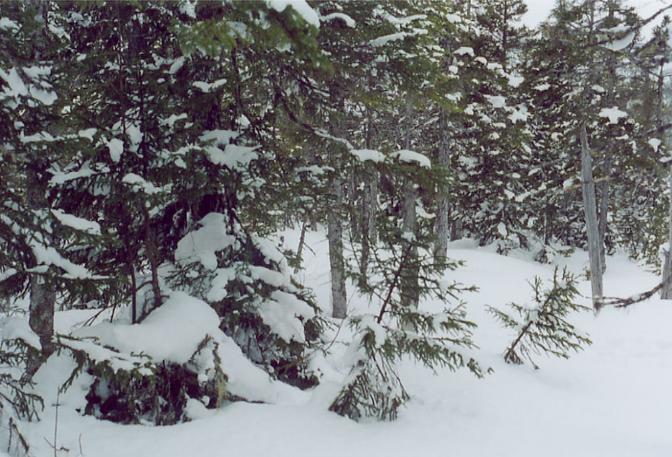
24 231 672 457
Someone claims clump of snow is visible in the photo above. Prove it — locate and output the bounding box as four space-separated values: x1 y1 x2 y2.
73 291 221 365
51 209 101 235
175 213 238 270
266 0 320 28
192 79 227 92
350 149 385 163
122 173 160 194
599 106 628 124
484 95 507 109
1 317 41 350
509 105 528 123
370 31 422 47
0 17 19 31
258 290 316 343
454 47 474 57
391 149 431 168
30 242 93 279
320 12 355 28
648 138 662 152
106 138 124 163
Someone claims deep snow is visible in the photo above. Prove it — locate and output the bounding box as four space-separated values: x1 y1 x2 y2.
22 230 672 457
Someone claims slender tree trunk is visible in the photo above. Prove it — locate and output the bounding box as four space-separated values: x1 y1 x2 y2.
654 59 672 299
358 171 377 289
358 114 377 288
662 169 672 299
579 124 603 308
328 177 347 318
295 219 308 273
400 99 419 313
400 183 420 311
141 206 162 317
596 158 611 274
433 110 451 264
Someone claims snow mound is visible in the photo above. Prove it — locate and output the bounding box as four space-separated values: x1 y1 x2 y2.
73 291 221 365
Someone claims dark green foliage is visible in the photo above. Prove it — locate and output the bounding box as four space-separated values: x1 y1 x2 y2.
488 268 592 369
0 339 43 421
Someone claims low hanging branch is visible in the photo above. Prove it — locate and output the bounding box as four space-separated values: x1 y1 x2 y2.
598 280 667 309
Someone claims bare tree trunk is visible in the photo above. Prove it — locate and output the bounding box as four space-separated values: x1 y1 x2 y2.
400 183 419 311
433 110 451 264
596 158 611 274
328 177 347 318
580 124 603 308
358 114 377 288
400 99 419 313
655 59 672 299
358 170 377 289
662 169 672 299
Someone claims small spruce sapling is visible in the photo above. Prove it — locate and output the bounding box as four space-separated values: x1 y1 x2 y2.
488 267 591 369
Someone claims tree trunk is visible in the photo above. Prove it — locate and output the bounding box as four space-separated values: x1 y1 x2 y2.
400 182 420 311
328 177 347 318
661 171 672 298
26 165 56 373
656 58 672 299
579 124 603 308
596 158 611 274
400 99 419 313
433 110 451 264
358 170 377 289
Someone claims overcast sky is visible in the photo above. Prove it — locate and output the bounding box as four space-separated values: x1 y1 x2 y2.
523 0 672 29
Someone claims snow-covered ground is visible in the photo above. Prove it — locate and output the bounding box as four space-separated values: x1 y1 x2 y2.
24 230 672 457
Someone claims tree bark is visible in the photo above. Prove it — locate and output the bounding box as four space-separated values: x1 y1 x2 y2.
328 176 348 318
400 182 420 311
579 124 603 308
596 158 611 274
661 170 672 299
433 110 451 264
358 170 377 289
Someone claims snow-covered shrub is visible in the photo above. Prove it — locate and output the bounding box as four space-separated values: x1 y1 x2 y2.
57 293 228 425
333 211 483 421
488 267 592 368
169 213 323 388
